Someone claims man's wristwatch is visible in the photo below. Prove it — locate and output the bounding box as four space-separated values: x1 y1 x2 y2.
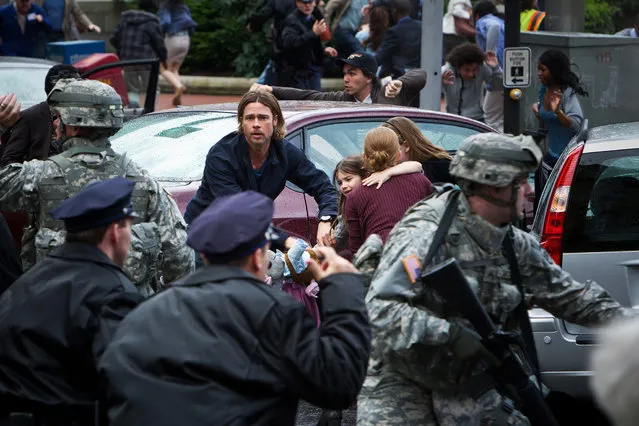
319 215 334 223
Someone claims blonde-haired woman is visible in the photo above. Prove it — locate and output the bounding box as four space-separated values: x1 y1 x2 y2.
345 126 433 255
377 116 455 184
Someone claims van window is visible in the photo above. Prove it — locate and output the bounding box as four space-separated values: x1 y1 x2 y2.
564 149 639 252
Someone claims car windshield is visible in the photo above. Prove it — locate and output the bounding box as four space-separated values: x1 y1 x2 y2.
0 68 49 110
110 111 237 181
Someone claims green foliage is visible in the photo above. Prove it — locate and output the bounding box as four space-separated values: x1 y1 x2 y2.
181 0 271 76
585 0 619 34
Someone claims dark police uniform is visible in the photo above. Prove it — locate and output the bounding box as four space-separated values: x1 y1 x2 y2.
0 177 144 426
100 191 372 426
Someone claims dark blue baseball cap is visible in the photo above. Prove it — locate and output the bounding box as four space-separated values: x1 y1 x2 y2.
187 191 278 263
50 177 138 232
336 52 378 77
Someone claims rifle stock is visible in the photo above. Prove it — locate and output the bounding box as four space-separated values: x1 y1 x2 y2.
421 259 559 426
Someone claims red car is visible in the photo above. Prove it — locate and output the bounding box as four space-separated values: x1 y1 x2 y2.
109 101 495 244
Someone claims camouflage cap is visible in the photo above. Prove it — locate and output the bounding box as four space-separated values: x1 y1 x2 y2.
449 133 542 187
48 79 124 129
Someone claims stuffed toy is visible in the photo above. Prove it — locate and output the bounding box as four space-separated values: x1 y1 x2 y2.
283 239 320 298
266 249 285 291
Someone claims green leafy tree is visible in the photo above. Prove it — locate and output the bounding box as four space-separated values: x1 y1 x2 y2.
181 0 271 76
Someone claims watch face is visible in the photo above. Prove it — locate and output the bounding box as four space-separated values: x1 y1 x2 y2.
320 216 332 221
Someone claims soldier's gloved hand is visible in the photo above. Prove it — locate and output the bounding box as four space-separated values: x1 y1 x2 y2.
448 323 483 359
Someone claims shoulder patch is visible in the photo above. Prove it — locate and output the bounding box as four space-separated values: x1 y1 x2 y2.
401 254 422 284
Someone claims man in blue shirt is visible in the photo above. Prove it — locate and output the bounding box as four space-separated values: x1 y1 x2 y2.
184 90 338 248
0 0 52 57
473 0 504 131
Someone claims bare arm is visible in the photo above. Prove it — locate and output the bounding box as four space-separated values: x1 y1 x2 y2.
362 161 423 189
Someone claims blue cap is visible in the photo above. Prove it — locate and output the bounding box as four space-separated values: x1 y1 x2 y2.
50 177 138 232
187 191 278 263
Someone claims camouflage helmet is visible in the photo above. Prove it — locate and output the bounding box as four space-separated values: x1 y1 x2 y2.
47 79 124 129
449 133 542 187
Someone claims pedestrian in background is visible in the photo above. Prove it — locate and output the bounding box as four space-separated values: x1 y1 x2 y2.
0 64 80 167
441 43 502 123
247 0 297 86
473 0 505 131
158 0 195 106
100 191 372 426
0 0 52 57
36 0 100 41
520 0 545 32
110 0 182 107
324 0 367 59
0 177 144 426
442 0 474 60
278 0 337 90
375 0 421 79
532 49 587 199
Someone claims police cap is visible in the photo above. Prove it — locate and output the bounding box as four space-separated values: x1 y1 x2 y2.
50 177 138 232
187 191 278 263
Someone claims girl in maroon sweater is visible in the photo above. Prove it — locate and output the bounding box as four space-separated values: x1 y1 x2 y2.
345 127 433 255
320 155 422 251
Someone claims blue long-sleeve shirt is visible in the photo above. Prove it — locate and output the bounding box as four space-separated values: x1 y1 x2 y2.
0 3 52 57
157 4 196 36
537 85 584 160
184 132 338 225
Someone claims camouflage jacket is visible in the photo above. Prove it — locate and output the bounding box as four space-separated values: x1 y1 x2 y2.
366 190 632 390
0 137 194 294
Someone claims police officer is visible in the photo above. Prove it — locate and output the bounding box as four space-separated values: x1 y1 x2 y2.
0 177 144 426
100 191 372 426
357 134 634 425
0 79 194 295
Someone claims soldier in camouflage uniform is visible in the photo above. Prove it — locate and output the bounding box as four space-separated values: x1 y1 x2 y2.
0 79 193 294
357 133 634 425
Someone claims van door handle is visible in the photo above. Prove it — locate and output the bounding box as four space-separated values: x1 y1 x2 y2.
618 260 639 267
576 334 598 345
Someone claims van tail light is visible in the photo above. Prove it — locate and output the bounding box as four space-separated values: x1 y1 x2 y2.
539 144 585 266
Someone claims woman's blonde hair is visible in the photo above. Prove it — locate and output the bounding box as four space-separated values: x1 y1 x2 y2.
237 90 286 141
363 127 399 172
382 117 452 162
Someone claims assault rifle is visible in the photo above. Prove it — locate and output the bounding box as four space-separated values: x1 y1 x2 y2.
421 258 559 426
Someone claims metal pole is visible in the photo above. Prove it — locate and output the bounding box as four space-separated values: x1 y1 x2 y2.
419 0 444 110
503 0 521 135
546 0 584 32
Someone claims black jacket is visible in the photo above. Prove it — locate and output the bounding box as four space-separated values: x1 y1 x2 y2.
184 132 337 224
279 10 324 71
0 213 21 293
110 10 168 63
0 101 57 167
248 0 296 35
100 266 371 426
376 17 422 79
271 68 427 107
0 243 143 421
422 157 454 185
